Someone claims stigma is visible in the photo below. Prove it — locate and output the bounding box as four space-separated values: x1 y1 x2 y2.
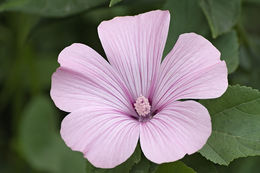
134 96 151 117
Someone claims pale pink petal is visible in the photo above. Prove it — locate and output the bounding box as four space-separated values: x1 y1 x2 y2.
140 101 211 164
60 106 140 168
51 68 135 115
51 43 134 114
152 33 228 111
98 10 170 99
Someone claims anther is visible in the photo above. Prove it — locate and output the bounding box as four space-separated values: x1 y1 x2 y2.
134 96 151 117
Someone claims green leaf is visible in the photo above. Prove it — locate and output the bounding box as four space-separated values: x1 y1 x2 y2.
182 153 218 173
0 0 107 17
19 95 85 173
183 153 260 173
130 158 150 173
130 154 158 173
19 96 58 172
199 85 260 165
199 0 241 38
109 0 122 7
86 145 141 173
213 30 239 73
217 156 260 173
155 161 196 173
163 0 210 55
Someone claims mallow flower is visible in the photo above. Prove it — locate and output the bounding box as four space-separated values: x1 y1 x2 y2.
50 10 228 168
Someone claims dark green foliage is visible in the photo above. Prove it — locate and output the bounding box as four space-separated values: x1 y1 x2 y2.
199 85 260 165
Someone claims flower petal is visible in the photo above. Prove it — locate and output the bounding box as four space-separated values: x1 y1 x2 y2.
51 68 135 115
140 101 211 164
60 106 140 168
98 10 170 99
153 33 228 111
51 43 134 114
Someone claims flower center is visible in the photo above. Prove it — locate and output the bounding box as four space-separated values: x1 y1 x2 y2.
134 96 151 117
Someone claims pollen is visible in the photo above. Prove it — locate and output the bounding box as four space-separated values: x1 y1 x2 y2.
134 96 151 117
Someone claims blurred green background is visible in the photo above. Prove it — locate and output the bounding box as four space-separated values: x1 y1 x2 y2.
0 0 260 172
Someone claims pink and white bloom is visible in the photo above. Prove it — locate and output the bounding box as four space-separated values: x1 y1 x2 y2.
50 10 228 168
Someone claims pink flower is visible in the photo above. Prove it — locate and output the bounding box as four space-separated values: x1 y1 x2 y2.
50 10 228 168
